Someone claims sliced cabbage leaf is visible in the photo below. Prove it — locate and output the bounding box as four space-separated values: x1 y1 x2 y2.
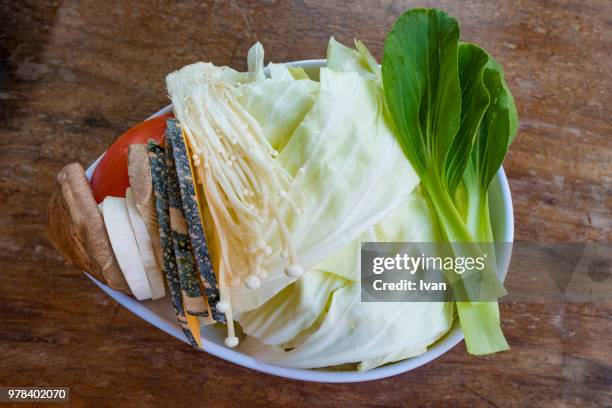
238 188 453 368
239 283 453 369
358 330 442 371
231 66 419 312
267 63 294 81
238 75 318 152
327 37 380 79
215 42 266 86
247 42 265 81
235 269 348 346
288 66 309 80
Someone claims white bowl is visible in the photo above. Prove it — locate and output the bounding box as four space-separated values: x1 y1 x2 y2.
84 59 514 383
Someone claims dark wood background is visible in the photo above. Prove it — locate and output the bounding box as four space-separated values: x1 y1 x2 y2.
0 1 610 407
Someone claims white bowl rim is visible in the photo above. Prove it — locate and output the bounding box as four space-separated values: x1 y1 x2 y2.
84 59 514 383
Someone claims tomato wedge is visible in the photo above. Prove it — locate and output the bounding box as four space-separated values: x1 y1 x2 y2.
91 113 173 203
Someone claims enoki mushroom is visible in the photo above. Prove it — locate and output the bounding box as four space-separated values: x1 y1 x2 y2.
167 62 304 348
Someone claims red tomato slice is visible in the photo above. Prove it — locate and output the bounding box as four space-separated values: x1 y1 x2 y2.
91 113 173 203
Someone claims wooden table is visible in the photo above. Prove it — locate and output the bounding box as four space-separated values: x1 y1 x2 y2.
1 1 610 406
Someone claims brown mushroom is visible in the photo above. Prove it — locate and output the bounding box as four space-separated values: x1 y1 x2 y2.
46 162 131 294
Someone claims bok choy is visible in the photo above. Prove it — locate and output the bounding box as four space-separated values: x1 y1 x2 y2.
382 8 517 354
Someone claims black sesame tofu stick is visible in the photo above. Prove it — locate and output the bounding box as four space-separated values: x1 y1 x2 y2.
164 131 210 318
166 119 224 322
147 140 201 348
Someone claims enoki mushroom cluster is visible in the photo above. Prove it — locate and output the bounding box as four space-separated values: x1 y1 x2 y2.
167 62 304 347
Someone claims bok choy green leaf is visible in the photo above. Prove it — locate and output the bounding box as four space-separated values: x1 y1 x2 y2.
382 8 518 355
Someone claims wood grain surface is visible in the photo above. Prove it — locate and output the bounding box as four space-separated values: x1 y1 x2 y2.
0 1 610 407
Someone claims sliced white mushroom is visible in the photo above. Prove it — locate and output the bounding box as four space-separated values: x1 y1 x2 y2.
127 144 164 271
125 188 166 299
99 196 153 300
